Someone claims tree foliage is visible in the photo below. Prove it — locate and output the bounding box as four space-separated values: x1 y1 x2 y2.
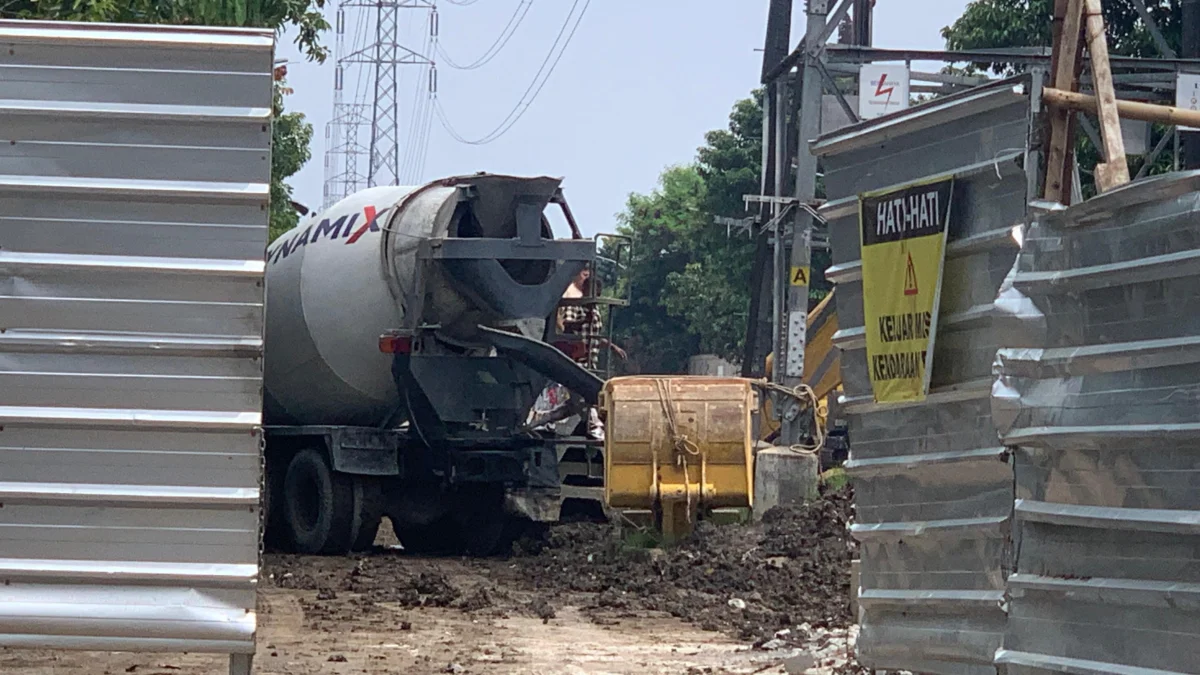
943 1 1182 194
943 0 1181 72
270 79 314 241
613 91 832 374
6 0 330 61
4 0 329 242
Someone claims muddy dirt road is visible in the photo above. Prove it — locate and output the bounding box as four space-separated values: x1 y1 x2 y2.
0 490 858 675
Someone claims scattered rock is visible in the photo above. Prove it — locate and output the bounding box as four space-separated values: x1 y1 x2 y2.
783 653 815 674
326 654 347 662
529 596 556 623
727 598 747 610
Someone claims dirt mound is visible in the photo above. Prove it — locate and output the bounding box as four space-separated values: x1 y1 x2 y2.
504 485 857 642
262 486 857 649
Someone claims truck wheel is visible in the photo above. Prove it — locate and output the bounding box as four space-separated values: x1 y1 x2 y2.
282 448 355 554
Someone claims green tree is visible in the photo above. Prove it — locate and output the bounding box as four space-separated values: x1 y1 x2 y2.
943 0 1180 72
5 0 329 241
943 1 1181 194
270 79 314 240
614 166 707 374
613 92 833 373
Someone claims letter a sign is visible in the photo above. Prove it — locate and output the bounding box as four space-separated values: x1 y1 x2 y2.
858 176 954 403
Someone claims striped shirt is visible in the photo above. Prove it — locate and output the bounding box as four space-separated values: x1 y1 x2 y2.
558 302 603 369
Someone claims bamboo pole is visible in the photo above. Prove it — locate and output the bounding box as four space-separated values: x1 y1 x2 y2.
1045 0 1086 203
1042 87 1200 129
1083 0 1131 191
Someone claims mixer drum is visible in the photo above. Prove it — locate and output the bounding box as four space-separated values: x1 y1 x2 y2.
263 175 568 427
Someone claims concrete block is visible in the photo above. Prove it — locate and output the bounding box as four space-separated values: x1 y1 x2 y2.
752 446 819 521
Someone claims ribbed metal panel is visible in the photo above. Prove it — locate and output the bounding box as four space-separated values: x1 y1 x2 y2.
0 20 272 657
993 172 1200 674
813 76 1034 675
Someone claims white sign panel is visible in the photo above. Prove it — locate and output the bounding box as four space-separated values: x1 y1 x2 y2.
1177 73 1200 131
859 64 910 120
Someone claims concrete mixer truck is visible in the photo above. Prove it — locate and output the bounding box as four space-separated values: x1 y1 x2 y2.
261 174 605 555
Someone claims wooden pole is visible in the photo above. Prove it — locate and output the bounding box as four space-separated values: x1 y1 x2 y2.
1042 87 1200 129
1083 0 1130 191
1044 0 1086 203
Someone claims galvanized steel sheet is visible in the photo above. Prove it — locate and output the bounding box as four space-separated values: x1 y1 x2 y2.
993 171 1200 674
814 76 1034 675
0 21 272 656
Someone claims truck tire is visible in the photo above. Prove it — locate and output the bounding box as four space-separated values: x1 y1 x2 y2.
282 448 356 554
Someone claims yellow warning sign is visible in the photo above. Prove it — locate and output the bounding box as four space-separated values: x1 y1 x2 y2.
789 266 810 286
903 253 919 295
859 176 953 403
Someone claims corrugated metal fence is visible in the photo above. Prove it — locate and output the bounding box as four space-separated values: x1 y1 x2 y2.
993 172 1200 674
815 77 1033 675
0 21 273 669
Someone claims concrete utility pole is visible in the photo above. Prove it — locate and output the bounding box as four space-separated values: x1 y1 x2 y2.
1183 0 1200 168
778 0 828 443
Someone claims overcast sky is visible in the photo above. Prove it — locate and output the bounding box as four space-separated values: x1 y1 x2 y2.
279 1 973 236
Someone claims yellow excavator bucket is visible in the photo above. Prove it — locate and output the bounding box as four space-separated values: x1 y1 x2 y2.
602 376 757 540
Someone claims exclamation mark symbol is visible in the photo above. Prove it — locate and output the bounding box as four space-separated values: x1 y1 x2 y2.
904 253 919 296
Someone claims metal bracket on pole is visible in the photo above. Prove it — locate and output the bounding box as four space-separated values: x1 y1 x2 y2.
1136 125 1176 179
809 0 854 58
815 58 861 124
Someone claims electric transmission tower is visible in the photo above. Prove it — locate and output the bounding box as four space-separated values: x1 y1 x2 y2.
324 0 437 207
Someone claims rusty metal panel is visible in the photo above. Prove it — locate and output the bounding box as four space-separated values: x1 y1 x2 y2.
992 172 1200 674
814 76 1034 675
0 20 272 659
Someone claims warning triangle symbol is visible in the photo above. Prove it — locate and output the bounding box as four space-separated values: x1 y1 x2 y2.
903 253 919 296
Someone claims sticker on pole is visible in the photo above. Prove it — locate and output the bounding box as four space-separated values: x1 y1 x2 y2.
859 177 953 403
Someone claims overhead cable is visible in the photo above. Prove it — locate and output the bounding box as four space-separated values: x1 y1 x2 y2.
435 0 590 145
437 0 533 70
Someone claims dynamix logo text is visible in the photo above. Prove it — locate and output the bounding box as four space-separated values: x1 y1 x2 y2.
268 205 391 265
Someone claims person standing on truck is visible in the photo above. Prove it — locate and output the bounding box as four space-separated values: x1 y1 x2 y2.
548 268 626 439
557 268 626 368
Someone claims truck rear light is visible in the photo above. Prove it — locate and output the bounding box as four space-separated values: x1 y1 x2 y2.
379 334 413 354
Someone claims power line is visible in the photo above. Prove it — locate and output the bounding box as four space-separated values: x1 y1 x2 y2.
435 0 590 145
437 0 532 70
400 22 432 183
401 21 437 184
443 0 481 5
